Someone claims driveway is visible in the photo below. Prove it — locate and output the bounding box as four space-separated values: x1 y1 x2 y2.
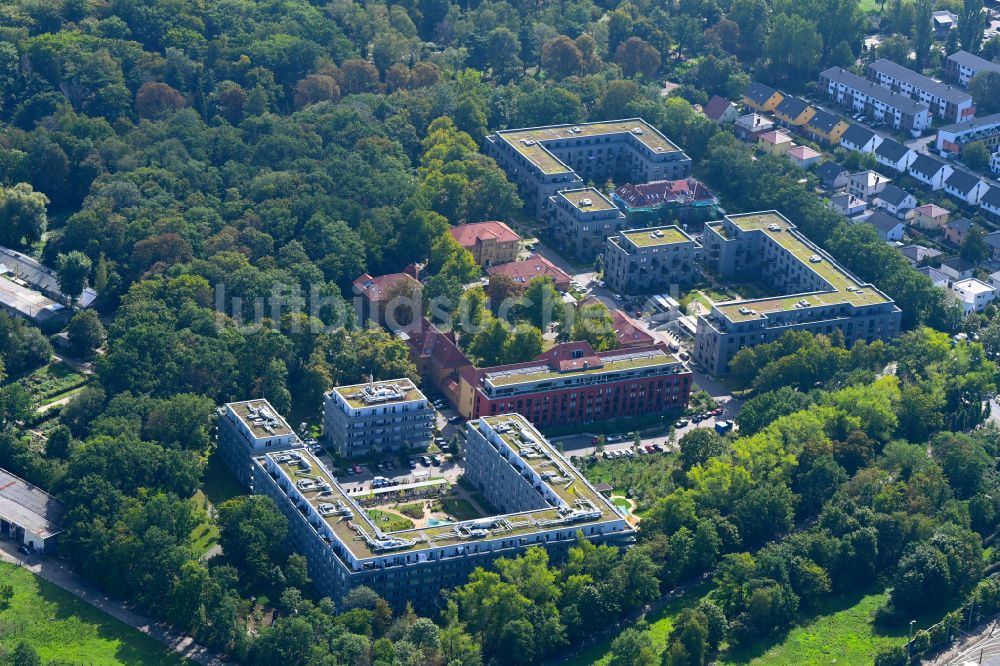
0 540 230 665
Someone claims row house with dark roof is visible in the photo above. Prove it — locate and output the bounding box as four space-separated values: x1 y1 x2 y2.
819 67 932 134
866 58 975 124
772 96 815 128
742 82 784 113
943 170 990 206
872 184 917 217
874 139 918 173
908 154 954 190
840 124 883 154
981 187 1000 222
815 161 850 190
804 109 851 145
945 50 1000 88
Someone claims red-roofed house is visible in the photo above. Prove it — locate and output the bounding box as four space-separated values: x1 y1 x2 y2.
449 221 521 267
704 95 737 124
758 130 794 156
787 145 822 169
456 340 691 426
911 204 950 230
405 318 473 408
486 254 572 291
611 177 720 225
353 267 422 327
611 309 655 348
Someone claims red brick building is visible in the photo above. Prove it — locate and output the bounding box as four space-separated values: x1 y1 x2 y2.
456 340 690 427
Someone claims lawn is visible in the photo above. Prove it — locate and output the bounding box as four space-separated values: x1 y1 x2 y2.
433 497 482 521
201 451 245 507
719 588 908 666
0 562 189 665
366 509 414 531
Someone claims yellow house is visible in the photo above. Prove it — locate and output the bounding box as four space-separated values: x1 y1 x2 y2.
773 96 816 127
743 82 784 113
804 109 851 145
911 203 950 230
758 130 794 156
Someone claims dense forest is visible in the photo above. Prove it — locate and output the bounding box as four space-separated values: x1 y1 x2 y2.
1 0 1000 664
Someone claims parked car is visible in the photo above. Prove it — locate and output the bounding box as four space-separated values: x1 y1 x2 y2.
645 445 656 454
353 464 363 474
652 444 664 452
408 459 418 469
346 467 356 476
607 434 625 443
432 455 443 465
674 419 689 428
448 415 462 424
421 456 431 466
18 545 32 556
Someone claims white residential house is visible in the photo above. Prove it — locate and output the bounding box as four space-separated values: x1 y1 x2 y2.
908 154 954 190
848 170 891 200
982 186 1000 222
874 139 918 173
831 192 868 217
863 210 906 242
940 256 977 281
943 169 989 206
839 124 883 154
872 184 917 217
988 271 1000 289
951 278 996 315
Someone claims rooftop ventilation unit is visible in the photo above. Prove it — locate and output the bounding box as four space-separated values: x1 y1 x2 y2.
570 126 582 133
579 198 592 206
522 139 536 146
654 230 664 237
768 223 782 231
809 255 823 263
631 127 644 135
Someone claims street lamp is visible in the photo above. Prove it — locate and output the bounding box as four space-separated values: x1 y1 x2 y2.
908 619 916 664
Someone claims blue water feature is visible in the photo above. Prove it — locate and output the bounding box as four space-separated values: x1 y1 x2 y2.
427 517 452 527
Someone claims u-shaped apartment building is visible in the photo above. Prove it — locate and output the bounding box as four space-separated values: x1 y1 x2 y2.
694 211 902 375
216 401 632 611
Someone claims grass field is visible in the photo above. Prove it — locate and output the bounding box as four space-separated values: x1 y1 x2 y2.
0 562 188 665
719 588 907 665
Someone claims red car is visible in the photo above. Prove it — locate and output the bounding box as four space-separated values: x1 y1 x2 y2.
645 445 656 453
353 464 363 474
